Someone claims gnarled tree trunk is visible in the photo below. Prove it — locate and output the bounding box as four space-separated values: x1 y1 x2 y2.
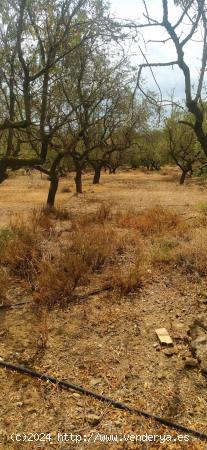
74 167 82 193
93 165 102 184
47 177 59 206
180 170 187 185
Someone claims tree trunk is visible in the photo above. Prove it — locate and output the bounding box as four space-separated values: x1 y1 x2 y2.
180 170 187 185
47 177 59 206
75 168 82 193
0 161 8 183
93 166 101 184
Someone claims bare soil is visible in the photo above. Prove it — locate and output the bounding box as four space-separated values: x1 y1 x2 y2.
0 169 207 449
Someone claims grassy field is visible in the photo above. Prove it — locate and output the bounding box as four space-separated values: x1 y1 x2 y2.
0 168 207 449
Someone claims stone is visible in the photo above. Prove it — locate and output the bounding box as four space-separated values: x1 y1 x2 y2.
184 358 199 368
164 348 178 357
155 328 173 345
157 372 166 380
89 378 102 386
85 414 101 426
201 361 207 374
72 393 81 398
189 314 207 375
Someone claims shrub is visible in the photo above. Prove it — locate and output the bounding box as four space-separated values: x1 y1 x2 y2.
34 224 123 308
71 225 117 271
34 253 88 308
113 260 144 295
0 224 42 281
105 237 149 295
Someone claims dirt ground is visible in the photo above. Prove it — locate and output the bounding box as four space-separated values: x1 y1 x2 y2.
0 168 207 450
0 167 206 226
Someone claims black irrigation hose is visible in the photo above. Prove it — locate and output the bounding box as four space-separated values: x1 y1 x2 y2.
0 287 112 311
0 360 207 442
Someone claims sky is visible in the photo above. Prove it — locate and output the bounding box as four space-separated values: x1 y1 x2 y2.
109 0 205 104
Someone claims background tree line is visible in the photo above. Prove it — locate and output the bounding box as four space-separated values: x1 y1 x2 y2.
0 0 207 206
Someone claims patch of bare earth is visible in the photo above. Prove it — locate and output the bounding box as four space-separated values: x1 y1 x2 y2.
0 169 207 449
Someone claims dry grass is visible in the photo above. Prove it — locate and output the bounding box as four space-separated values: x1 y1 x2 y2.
34 222 149 308
174 228 207 276
103 234 149 294
115 207 182 237
112 259 145 295
33 224 122 308
33 255 88 308
150 224 207 278
71 224 119 271
0 225 42 281
0 267 9 303
41 205 71 220
151 237 179 265
75 202 113 228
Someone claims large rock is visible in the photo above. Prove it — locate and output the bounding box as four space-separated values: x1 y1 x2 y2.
189 315 207 375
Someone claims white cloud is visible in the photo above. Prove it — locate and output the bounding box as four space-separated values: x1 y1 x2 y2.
110 0 206 101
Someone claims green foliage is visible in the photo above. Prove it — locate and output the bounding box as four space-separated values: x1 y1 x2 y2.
0 228 15 251
196 202 207 215
128 128 168 170
164 110 204 178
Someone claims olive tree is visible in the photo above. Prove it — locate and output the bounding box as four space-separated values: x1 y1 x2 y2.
133 0 207 163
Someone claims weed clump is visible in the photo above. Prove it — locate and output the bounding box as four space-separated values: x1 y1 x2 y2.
76 203 112 228
115 207 181 236
71 225 117 271
113 260 145 295
0 267 9 303
41 205 71 221
174 229 207 276
34 253 88 308
0 225 42 280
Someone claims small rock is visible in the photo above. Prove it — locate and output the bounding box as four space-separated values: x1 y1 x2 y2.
16 402 23 407
184 358 199 368
164 348 178 357
89 378 102 386
23 399 33 406
157 372 166 380
155 328 173 346
199 291 207 299
72 393 81 398
201 361 207 373
85 414 101 426
114 420 122 426
26 408 37 414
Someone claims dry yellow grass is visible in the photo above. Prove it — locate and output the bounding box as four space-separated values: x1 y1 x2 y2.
0 168 205 227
